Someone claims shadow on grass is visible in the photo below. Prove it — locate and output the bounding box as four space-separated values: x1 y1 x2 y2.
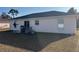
0 31 72 51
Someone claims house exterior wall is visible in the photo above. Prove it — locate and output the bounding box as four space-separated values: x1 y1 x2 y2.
10 15 76 34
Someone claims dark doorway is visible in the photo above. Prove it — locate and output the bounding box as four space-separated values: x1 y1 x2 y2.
24 21 30 28
20 21 30 33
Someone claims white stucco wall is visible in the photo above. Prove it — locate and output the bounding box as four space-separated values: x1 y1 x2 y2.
10 15 76 34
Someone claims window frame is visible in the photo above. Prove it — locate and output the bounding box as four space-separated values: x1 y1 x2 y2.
57 19 64 29
35 20 39 25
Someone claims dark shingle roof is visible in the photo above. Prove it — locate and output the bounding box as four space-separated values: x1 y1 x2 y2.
14 11 71 19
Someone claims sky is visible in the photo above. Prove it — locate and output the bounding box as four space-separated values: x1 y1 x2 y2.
0 7 79 17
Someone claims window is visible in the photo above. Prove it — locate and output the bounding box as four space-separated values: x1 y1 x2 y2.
58 24 64 28
58 19 64 29
35 20 39 25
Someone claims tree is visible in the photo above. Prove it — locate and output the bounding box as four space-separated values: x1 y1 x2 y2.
67 7 77 14
8 9 19 28
8 9 19 18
